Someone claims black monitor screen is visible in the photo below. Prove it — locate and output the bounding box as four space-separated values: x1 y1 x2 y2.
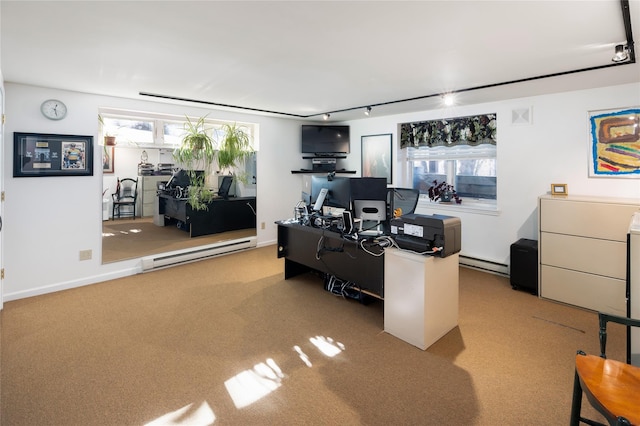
310 175 351 210
350 177 387 202
167 169 205 188
218 175 233 199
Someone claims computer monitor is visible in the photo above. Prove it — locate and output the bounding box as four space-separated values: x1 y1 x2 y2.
350 177 387 203
218 175 233 199
167 169 204 188
310 175 351 211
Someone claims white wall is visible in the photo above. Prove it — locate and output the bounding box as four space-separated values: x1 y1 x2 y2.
3 82 640 301
3 83 303 300
345 83 640 265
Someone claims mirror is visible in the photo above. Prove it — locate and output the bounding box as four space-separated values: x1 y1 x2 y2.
102 147 257 264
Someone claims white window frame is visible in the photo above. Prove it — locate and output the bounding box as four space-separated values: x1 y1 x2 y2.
402 144 498 214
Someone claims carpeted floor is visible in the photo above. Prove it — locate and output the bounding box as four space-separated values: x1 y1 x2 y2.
1 246 621 425
102 218 256 263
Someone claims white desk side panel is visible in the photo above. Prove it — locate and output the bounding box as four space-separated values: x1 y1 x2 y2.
384 249 459 350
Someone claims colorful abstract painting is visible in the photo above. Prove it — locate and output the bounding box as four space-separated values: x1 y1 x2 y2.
589 107 640 177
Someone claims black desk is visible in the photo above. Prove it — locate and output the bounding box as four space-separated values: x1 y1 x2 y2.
276 221 385 298
158 194 256 237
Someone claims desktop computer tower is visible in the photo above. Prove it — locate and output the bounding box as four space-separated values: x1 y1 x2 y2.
510 238 538 295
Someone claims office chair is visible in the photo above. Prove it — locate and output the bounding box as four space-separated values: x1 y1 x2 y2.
111 177 138 219
570 312 640 426
387 188 420 219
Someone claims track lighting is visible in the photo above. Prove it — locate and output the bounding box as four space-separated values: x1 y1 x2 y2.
442 93 455 106
365 106 372 116
612 44 630 63
323 113 330 120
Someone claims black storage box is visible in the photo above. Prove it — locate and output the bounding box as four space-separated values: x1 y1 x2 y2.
510 238 538 295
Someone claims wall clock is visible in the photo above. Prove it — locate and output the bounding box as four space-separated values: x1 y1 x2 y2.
40 99 67 120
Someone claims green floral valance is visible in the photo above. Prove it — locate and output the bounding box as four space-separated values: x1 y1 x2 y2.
400 113 497 149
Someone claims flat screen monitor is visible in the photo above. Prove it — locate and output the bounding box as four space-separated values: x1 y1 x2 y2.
301 125 350 155
218 175 233 199
350 177 387 203
310 175 351 211
167 169 204 188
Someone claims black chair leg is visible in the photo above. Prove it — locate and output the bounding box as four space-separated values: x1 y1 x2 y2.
570 369 582 426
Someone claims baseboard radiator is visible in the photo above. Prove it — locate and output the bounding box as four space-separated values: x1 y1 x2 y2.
141 237 257 271
459 254 509 277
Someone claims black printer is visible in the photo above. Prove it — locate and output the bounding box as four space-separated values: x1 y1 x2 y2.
389 213 461 257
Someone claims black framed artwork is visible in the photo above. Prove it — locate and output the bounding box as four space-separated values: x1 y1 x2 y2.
362 133 392 184
14 132 94 177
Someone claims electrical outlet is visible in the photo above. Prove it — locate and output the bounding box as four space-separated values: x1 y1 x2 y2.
261 222 266 230
79 250 92 261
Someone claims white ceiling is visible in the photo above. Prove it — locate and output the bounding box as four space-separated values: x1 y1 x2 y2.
2 1 639 121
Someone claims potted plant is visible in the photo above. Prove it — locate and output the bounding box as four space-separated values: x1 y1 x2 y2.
216 122 254 184
98 114 117 146
173 115 217 211
428 180 462 204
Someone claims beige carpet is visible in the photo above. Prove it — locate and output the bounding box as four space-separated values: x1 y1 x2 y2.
102 217 256 263
1 246 622 425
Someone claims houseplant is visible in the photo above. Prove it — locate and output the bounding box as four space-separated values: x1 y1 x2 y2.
173 115 217 210
428 180 462 204
98 114 117 146
216 122 254 183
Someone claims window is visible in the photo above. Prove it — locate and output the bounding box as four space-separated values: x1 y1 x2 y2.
409 145 496 202
99 110 258 150
400 113 497 208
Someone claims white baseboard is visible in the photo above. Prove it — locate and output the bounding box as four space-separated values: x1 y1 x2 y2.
459 255 509 276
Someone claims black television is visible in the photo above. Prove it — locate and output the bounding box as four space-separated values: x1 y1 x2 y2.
301 125 350 155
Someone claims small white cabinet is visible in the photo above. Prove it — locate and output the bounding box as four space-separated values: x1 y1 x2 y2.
384 249 459 350
539 195 640 315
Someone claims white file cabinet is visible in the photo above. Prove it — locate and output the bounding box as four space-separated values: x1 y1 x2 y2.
539 195 640 315
139 175 169 217
384 249 459 350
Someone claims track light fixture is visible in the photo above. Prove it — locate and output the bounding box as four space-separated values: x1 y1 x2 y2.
323 113 330 120
612 44 630 62
442 93 455 106
365 106 372 116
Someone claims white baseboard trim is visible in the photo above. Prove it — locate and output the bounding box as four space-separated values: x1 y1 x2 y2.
459 255 509 276
3 266 139 302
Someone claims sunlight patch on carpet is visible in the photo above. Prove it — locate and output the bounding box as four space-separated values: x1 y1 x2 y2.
144 401 215 425
225 358 285 409
310 335 345 357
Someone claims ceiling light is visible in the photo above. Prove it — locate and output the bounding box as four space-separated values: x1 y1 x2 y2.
442 93 455 106
323 113 330 120
612 44 629 62
365 107 372 116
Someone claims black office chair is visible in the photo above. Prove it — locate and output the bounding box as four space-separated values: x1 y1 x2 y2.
111 177 138 219
570 312 640 426
387 188 420 219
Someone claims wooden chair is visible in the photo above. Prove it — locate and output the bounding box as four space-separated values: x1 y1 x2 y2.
570 312 640 426
111 177 138 219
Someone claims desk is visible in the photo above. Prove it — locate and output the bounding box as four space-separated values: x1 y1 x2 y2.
158 194 256 237
277 222 385 298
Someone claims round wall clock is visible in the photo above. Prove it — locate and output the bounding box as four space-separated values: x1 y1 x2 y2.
40 99 67 120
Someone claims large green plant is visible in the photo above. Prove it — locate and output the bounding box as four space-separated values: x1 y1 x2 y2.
217 122 254 183
173 116 217 211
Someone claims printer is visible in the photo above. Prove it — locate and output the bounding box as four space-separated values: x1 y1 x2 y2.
389 213 461 257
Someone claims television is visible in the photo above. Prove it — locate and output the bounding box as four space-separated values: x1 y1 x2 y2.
301 125 350 155
310 175 352 211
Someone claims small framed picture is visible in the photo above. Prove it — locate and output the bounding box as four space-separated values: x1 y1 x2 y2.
103 146 115 174
551 183 568 196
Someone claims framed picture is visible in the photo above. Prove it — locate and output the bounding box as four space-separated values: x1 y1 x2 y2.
103 146 115 174
551 183 568 196
14 132 93 177
588 107 640 177
362 133 392 184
